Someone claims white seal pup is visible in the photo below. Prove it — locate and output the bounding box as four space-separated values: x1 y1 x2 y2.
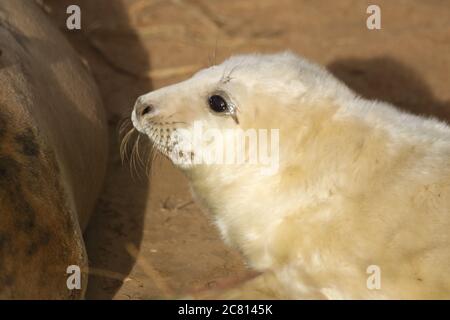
131 52 450 299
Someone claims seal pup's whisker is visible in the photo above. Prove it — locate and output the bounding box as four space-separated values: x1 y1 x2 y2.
118 117 132 135
147 145 160 178
119 127 136 164
129 135 142 180
134 134 145 168
119 114 174 179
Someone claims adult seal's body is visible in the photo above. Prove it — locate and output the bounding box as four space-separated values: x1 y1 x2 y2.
0 1 107 298
132 52 450 299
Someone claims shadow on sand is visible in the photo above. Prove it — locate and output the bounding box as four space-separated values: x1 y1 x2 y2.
44 0 153 299
328 57 450 123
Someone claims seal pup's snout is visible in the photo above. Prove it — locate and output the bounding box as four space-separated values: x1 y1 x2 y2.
131 96 157 132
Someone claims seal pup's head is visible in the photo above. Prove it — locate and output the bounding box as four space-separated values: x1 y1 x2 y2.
131 52 350 176
131 51 356 249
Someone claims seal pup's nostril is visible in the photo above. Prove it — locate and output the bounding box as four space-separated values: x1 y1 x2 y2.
135 102 154 119
141 105 153 116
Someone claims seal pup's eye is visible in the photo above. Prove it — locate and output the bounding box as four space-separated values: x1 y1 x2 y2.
207 93 239 124
208 95 228 113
